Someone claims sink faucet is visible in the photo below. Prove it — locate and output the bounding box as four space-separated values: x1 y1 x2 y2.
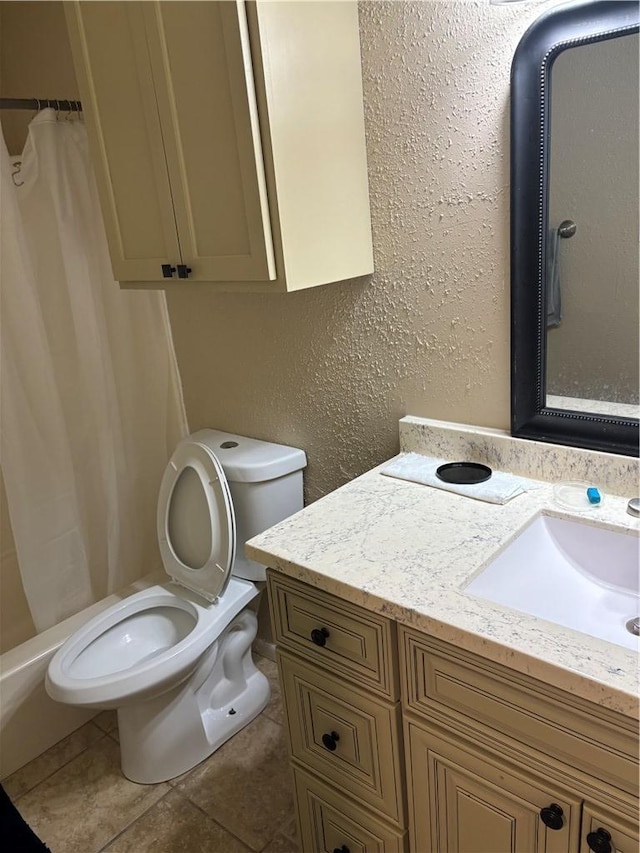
627 498 640 517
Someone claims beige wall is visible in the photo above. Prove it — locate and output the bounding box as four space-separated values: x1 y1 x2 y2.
0 1 79 155
167 0 547 501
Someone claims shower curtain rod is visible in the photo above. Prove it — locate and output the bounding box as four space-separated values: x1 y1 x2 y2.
0 97 82 111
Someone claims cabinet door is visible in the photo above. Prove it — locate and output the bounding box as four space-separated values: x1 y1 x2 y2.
407 722 581 853
580 805 639 853
143 1 275 282
65 2 181 282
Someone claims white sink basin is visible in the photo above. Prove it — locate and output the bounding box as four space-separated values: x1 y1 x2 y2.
465 513 640 650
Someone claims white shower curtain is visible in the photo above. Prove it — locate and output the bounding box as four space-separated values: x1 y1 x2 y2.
0 109 188 632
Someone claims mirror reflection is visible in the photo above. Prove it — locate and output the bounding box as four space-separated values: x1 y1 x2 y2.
545 34 639 419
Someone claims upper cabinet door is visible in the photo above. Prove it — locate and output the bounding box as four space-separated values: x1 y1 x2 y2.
66 0 274 284
65 2 182 282
143 1 275 283
66 0 372 291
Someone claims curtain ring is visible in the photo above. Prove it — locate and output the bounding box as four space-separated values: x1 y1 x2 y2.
35 97 40 113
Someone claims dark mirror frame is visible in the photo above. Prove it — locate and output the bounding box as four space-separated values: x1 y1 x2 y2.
510 0 639 457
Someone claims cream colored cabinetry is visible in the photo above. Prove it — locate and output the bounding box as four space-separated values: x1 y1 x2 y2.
268 572 408 853
65 1 372 291
268 573 639 853
408 722 582 853
579 807 639 853
401 629 639 853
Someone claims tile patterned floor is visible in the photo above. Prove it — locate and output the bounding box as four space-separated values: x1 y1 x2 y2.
3 657 300 853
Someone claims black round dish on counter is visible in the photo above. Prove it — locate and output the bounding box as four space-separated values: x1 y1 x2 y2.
435 462 492 485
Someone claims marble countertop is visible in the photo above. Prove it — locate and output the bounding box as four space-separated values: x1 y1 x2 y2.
247 455 639 719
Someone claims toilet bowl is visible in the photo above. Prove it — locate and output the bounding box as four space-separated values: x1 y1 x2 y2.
46 430 306 783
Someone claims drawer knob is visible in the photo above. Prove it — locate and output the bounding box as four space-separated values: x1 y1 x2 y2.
310 627 330 647
333 847 350 853
322 731 340 751
586 828 612 853
540 804 564 830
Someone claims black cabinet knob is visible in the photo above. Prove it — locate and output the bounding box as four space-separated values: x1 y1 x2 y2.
322 731 340 751
586 828 612 853
310 627 329 647
540 803 564 830
333 847 350 853
177 264 192 279
161 264 176 278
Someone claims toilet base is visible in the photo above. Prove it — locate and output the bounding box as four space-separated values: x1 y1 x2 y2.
117 608 269 783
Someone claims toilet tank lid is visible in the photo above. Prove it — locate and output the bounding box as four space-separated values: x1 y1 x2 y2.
189 429 307 483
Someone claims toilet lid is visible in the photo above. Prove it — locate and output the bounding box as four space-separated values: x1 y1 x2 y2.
157 439 236 602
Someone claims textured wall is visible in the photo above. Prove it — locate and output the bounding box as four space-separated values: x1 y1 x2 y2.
168 0 547 501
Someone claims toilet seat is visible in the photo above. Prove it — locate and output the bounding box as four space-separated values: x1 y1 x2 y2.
157 439 236 602
47 436 257 710
45 578 258 708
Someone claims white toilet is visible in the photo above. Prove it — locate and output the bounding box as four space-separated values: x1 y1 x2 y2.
46 429 306 783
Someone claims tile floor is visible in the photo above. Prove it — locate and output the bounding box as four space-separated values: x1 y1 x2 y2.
3 656 300 853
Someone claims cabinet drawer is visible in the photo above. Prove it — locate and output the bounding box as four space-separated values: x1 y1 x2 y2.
268 573 398 699
401 629 639 796
580 804 639 853
293 766 408 853
279 651 405 825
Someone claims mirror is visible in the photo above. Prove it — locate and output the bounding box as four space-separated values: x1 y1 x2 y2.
511 0 639 457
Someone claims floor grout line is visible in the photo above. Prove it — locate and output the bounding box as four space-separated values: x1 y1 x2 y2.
169 787 257 852
95 786 175 853
10 729 110 804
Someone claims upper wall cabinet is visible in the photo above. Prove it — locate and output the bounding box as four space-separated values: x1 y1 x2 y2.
64 1 373 291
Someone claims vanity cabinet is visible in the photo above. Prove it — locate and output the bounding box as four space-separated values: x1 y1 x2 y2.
401 629 639 853
267 572 408 852
64 1 372 291
268 572 639 853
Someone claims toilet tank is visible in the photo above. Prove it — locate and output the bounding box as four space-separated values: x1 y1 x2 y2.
190 429 306 582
